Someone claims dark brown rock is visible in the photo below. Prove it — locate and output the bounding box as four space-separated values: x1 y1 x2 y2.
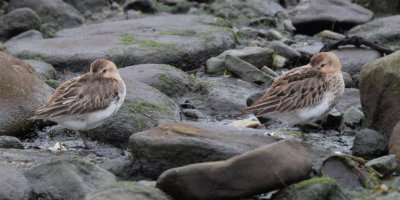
156 138 312 200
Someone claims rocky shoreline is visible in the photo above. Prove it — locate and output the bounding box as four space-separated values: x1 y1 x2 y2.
1 0 400 199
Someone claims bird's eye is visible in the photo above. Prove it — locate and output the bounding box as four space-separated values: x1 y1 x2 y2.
102 69 107 73
320 64 326 68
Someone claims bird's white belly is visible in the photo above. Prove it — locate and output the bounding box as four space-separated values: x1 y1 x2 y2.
57 101 119 130
267 91 335 125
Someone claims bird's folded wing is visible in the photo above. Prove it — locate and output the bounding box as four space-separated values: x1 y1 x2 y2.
32 76 119 119
246 68 328 117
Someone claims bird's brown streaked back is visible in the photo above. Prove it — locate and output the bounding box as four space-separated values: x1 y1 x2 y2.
31 59 123 119
245 52 341 117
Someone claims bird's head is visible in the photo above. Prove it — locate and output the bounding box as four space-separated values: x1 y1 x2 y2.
310 52 342 74
89 59 121 79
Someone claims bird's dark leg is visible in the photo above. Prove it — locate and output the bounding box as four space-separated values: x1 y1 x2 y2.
77 130 90 149
297 125 309 141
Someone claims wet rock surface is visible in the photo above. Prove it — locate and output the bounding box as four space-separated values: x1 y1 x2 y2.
0 136 24 149
156 138 312 200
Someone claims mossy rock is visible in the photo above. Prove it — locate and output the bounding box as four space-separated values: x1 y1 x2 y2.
273 177 349 200
24 158 116 200
86 181 170 200
118 64 192 98
360 50 400 138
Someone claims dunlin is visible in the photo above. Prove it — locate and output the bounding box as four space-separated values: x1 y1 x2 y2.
246 52 344 126
31 59 126 149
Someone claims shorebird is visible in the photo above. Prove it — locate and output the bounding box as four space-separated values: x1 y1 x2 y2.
245 52 344 127
31 59 126 149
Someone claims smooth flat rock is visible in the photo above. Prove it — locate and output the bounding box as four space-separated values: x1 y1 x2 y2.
348 15 400 46
156 138 312 200
289 0 373 35
129 121 278 179
6 15 235 71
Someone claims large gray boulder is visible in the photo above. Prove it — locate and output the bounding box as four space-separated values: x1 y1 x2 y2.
289 0 373 35
0 162 33 200
0 8 41 41
156 139 312 200
24 159 116 200
360 51 400 138
7 0 84 32
0 52 53 137
6 15 235 71
348 15 400 46
129 121 278 179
